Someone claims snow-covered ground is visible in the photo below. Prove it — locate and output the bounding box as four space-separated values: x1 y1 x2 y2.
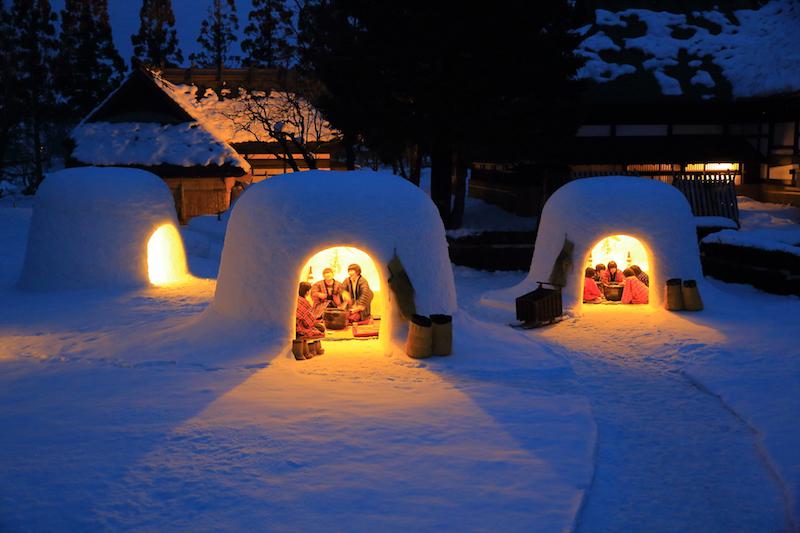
0 202 592 531
702 197 800 256
1 193 799 530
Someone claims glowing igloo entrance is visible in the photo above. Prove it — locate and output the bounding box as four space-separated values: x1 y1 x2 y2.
147 224 189 286
296 246 384 340
583 234 651 306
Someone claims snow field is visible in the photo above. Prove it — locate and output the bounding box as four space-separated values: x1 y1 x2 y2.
0 198 595 531
1 187 798 530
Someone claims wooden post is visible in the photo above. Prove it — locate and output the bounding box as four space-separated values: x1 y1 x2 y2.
179 181 187 225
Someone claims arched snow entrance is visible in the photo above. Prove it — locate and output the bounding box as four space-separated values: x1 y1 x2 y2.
207 170 457 355
147 224 189 285
296 246 386 340
583 234 651 306
19 166 188 290
482 176 704 313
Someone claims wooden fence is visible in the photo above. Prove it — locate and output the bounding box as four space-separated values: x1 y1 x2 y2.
672 173 739 224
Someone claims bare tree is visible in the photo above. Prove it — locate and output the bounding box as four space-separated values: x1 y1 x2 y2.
222 86 332 172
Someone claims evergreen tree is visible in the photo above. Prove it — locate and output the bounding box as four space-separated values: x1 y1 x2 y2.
0 4 19 173
9 0 58 192
58 0 125 121
241 0 294 68
131 0 183 68
301 1 583 228
190 0 240 71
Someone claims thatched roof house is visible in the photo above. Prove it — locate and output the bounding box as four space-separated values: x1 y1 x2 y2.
70 66 338 223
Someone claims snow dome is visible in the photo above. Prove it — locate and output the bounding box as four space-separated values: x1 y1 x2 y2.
483 176 704 312
19 167 188 290
207 170 457 353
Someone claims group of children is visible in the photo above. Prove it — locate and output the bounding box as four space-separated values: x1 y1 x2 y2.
294 263 375 359
583 260 650 305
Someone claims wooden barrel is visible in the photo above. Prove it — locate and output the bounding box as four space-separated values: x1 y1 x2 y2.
430 314 453 356
405 314 433 359
681 279 704 311
665 278 684 310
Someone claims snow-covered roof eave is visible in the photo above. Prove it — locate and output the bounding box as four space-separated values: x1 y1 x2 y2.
70 121 251 173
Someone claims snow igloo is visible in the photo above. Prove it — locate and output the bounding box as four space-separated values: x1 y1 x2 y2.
206 170 457 354
19 167 188 290
483 176 704 312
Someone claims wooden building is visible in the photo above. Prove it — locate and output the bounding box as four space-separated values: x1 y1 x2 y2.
70 66 338 223
470 1 800 214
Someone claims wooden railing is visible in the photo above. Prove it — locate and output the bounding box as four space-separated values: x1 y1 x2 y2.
672 173 739 224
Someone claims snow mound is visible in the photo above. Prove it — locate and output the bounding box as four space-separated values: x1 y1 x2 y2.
482 176 703 312
702 227 800 256
19 167 187 290
207 170 457 350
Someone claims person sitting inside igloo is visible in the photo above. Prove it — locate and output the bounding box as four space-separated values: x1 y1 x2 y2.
295 282 325 360
621 268 649 305
341 263 373 324
583 267 604 304
630 264 650 287
594 263 606 284
601 260 625 284
311 267 344 318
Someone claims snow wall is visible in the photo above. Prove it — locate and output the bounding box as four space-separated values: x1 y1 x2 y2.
482 176 704 312
207 170 457 353
19 167 187 290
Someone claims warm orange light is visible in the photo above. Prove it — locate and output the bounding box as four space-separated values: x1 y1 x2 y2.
297 246 387 347
300 246 381 292
588 234 649 272
147 224 188 285
685 162 739 172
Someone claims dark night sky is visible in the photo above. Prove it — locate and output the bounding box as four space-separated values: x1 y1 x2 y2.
50 0 253 64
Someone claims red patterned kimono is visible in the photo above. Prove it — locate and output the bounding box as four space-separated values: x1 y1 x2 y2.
296 296 324 338
583 277 603 302
621 276 649 305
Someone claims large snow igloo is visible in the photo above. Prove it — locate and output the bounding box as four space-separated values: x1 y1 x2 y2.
483 176 704 312
19 167 188 290
207 170 457 353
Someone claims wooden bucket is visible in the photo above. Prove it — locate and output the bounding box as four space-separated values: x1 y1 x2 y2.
681 279 704 311
430 314 453 356
665 278 684 310
405 314 433 359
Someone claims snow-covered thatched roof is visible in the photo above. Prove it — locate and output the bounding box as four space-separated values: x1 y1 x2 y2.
575 0 800 100
71 121 248 170
150 71 338 146
69 68 250 175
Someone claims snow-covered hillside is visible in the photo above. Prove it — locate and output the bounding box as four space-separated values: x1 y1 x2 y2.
576 0 800 98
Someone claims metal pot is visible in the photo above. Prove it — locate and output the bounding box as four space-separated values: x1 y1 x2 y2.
324 308 348 330
604 284 623 301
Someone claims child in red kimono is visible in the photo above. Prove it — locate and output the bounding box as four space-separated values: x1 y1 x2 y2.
621 268 649 304
296 282 324 338
583 267 603 303
600 260 625 284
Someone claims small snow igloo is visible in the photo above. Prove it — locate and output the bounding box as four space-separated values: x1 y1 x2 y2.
207 170 457 353
483 176 704 312
19 167 188 290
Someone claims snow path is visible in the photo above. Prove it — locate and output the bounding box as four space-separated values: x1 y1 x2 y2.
457 269 794 531
535 308 788 531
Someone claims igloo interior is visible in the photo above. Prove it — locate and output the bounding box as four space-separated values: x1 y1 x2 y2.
298 245 384 340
